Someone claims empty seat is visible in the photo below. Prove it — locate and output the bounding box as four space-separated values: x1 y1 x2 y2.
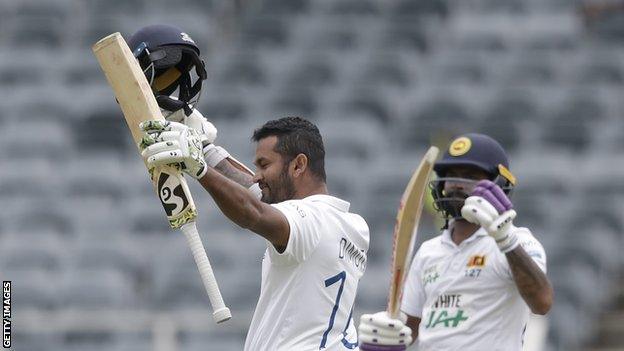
356 58 410 88
379 24 429 53
285 59 336 88
479 94 539 151
218 55 267 86
1 119 73 161
340 92 393 124
326 0 381 16
61 268 137 308
259 0 309 14
271 89 318 117
0 234 64 271
505 59 557 84
543 96 604 152
74 108 133 153
240 17 289 48
401 98 472 148
3 270 61 310
577 61 624 85
197 98 248 122
392 0 450 18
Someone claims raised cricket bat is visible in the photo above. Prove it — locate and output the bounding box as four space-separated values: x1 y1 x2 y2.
92 32 231 323
387 146 439 318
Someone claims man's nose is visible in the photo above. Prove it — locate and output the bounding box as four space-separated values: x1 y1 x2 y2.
252 172 262 183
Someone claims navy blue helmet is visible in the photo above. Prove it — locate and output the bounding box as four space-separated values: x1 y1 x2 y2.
429 133 516 221
128 24 207 115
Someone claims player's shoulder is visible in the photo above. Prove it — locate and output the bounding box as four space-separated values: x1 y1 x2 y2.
417 234 446 254
513 225 547 253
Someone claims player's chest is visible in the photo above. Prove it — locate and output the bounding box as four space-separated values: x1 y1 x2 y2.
420 246 506 295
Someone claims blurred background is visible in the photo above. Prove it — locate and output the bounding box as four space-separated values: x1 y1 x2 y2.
1 0 623 350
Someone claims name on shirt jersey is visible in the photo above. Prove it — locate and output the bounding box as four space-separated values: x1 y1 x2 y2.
424 294 469 330
339 237 366 272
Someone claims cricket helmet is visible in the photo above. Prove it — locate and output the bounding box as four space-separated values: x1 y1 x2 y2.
429 133 516 220
128 24 207 116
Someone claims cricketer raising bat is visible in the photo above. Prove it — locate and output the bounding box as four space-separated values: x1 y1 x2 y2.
387 146 439 319
92 32 231 323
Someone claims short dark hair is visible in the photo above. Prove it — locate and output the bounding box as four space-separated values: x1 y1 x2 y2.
252 116 326 182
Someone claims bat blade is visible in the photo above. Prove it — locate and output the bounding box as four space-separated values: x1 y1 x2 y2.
92 32 231 323
387 146 439 318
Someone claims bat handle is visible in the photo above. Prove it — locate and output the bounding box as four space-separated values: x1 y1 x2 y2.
180 222 232 323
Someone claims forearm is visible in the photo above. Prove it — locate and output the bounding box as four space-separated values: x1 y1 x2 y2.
213 158 255 188
505 246 553 314
198 167 264 229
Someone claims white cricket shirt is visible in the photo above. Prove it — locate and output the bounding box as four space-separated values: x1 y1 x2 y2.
401 225 546 351
244 194 369 351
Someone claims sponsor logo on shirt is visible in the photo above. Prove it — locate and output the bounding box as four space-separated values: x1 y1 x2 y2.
423 294 469 329
422 265 440 287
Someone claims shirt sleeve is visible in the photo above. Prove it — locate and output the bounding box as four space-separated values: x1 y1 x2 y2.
401 249 426 318
269 200 322 263
503 227 547 279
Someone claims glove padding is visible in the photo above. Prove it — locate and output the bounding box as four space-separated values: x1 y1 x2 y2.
139 120 208 179
166 108 217 146
461 180 519 253
359 311 412 350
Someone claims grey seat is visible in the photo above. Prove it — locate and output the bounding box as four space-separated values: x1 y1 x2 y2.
240 16 289 48
259 0 309 14
543 96 604 152
479 94 539 152
401 99 472 148
61 268 136 308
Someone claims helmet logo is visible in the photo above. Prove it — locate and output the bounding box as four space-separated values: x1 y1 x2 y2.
180 32 195 44
449 137 471 156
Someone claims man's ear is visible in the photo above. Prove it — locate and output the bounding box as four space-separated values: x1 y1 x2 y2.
291 154 308 178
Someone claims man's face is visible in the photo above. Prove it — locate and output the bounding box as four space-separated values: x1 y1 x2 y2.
443 166 491 198
253 136 296 204
438 166 491 219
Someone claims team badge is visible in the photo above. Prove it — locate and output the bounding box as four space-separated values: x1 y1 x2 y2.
449 137 471 156
180 32 195 44
467 255 486 267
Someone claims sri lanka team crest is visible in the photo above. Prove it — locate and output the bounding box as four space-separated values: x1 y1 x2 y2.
467 255 486 267
449 136 471 156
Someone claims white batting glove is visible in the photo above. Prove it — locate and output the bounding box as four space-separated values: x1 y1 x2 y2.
359 311 412 350
139 120 208 179
461 180 519 253
166 108 217 146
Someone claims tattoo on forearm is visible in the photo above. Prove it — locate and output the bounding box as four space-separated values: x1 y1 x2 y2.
506 247 551 307
214 159 254 188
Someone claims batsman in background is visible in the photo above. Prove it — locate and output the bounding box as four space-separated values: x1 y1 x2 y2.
128 25 370 350
358 134 553 350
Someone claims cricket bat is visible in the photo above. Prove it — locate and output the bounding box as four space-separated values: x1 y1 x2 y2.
387 146 439 319
92 32 231 323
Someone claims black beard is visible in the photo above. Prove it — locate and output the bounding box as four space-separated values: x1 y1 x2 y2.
261 167 296 204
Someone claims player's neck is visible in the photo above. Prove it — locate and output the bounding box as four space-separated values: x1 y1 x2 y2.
294 181 328 199
449 220 480 246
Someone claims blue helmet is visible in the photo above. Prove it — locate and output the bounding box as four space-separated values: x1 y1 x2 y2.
429 133 516 221
128 24 207 115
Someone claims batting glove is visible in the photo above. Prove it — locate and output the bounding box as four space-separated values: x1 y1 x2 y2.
461 180 519 253
164 105 218 146
139 120 208 179
359 311 412 351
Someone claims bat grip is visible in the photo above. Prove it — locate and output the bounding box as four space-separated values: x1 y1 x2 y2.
180 222 231 323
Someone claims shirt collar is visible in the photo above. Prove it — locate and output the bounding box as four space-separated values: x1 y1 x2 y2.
441 225 488 247
304 194 350 212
